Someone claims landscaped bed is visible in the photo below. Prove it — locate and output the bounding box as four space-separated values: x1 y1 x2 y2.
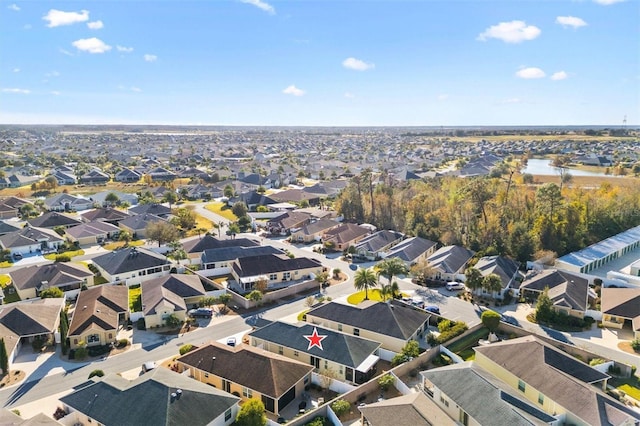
445 327 490 355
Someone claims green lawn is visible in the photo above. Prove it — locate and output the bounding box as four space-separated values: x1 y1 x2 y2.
458 348 476 361
103 240 144 251
3 285 21 304
204 202 237 221
297 310 309 321
446 327 490 354
94 276 108 285
129 285 142 312
346 289 408 305
0 275 11 287
44 249 85 260
610 377 640 401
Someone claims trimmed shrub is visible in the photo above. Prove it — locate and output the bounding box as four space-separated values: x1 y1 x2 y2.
331 399 350 418
179 344 194 355
117 339 129 348
88 369 104 379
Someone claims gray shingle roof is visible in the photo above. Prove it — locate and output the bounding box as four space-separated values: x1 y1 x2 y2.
60 368 239 426
141 274 205 315
128 203 172 217
118 213 166 231
178 342 314 399
385 236 437 263
355 230 404 253
81 208 130 223
232 254 322 277
358 392 455 426
421 362 556 426
0 298 64 337
520 269 589 311
293 219 340 236
183 235 259 254
202 245 283 264
306 300 429 340
68 285 128 336
249 321 380 368
474 336 638 425
27 212 82 228
92 247 169 275
601 288 640 329
9 262 93 291
426 245 475 274
475 255 520 289
0 226 64 249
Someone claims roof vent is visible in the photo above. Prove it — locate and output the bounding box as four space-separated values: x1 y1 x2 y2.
176 389 182 399
83 305 87 310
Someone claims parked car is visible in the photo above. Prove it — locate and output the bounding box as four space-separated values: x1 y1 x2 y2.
188 308 213 318
446 281 465 291
425 305 441 314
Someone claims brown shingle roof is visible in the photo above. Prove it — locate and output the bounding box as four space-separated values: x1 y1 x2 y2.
0 298 63 337
178 342 313 398
68 285 128 336
601 288 640 329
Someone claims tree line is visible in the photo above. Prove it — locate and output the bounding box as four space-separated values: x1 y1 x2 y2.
335 172 640 263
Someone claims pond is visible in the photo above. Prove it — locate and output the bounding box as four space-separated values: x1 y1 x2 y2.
521 158 618 177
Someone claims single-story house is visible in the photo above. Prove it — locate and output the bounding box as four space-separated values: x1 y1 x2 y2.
201 245 283 275
141 274 206 328
91 247 171 285
359 392 455 426
290 219 341 243
128 203 172 218
266 211 312 235
600 287 640 338
0 220 20 236
80 207 131 225
0 196 32 219
114 168 143 183
0 298 64 371
305 300 431 353
425 245 475 282
230 254 324 292
118 213 167 239
322 223 371 251
0 226 64 257
79 169 110 185
177 341 313 416
8 262 94 300
249 321 381 385
51 170 77 185
65 221 121 245
354 230 404 260
520 269 595 318
67 284 129 350
147 167 177 182
90 191 139 207
43 193 94 212
183 235 259 265
383 236 438 266
474 255 522 299
60 368 240 426
27 211 83 229
269 189 321 206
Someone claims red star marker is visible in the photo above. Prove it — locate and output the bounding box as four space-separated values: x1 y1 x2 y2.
304 327 327 351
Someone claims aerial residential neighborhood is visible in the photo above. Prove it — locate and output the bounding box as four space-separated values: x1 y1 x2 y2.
0 124 638 426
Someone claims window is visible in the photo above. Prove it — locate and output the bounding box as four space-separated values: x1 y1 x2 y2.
243 387 252 398
278 346 283 355
269 273 277 280
204 373 209 378
225 408 232 421
337 324 342 332
538 393 544 405
518 380 526 392
440 396 449 407
283 272 291 280
87 334 100 343
324 360 328 369
353 328 359 336
294 350 299 357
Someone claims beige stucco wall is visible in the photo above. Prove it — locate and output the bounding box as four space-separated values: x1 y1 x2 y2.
99 264 171 285
69 324 117 350
144 309 186 329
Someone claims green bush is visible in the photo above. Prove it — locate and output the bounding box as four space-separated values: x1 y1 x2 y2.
589 358 607 366
88 369 104 379
436 321 468 344
378 373 395 391
631 339 640 352
75 346 88 360
304 417 332 426
331 399 350 418
117 339 129 348
179 344 194 355
54 254 71 262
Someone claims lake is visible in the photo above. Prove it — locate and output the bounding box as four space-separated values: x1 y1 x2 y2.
521 158 617 177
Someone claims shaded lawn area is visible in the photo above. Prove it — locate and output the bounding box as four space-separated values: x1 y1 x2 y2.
94 276 108 285
458 348 476 361
347 289 408 305
204 202 237 221
129 285 142 312
446 327 490 354
610 376 640 401
2 285 21 304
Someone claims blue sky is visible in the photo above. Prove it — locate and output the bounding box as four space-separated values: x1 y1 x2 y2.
1 0 638 126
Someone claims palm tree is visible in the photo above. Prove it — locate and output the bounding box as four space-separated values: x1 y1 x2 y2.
380 282 399 301
354 267 378 301
482 273 504 299
464 267 483 296
376 257 408 289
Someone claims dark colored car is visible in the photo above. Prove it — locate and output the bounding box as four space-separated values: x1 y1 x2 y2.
425 305 441 314
188 308 213 318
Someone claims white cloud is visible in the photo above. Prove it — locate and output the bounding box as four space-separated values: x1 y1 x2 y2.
2 88 30 94
241 0 275 15
8 4 20 11
87 20 104 30
477 20 541 43
556 16 587 28
13 68 20 73
144 54 157 62
131 87 142 92
59 48 74 56
342 57 375 71
516 67 546 79
594 0 625 4
551 71 568 80
72 38 112 54
51 91 61 96
437 94 449 101
283 85 305 96
116 45 134 53
344 92 355 99
43 9 89 28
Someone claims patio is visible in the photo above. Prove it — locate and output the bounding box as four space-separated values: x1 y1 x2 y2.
267 386 338 423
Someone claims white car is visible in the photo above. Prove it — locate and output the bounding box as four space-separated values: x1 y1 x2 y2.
446 282 465 291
